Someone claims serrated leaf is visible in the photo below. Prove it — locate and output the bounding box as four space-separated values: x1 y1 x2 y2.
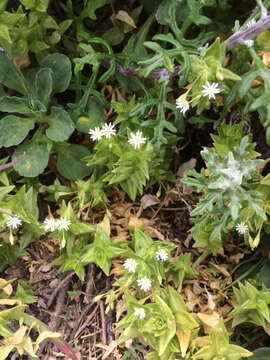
41 53 71 94
0 115 35 147
12 142 50 177
46 107 74 141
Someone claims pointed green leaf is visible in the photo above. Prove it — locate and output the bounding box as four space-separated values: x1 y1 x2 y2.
0 49 28 95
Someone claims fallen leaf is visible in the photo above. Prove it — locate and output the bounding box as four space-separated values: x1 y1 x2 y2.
0 278 13 297
140 194 160 209
177 158 196 177
197 312 220 334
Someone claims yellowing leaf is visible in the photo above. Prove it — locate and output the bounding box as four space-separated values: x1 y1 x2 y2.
0 299 22 306
114 10 136 29
98 214 111 236
176 329 191 357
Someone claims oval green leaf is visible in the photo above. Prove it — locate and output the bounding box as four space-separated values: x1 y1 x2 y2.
0 115 35 147
46 106 75 141
57 144 92 180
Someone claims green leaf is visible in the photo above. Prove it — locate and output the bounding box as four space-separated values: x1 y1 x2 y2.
0 115 35 147
259 260 270 288
249 348 270 359
80 0 110 20
76 98 105 134
0 49 28 95
12 281 37 304
0 96 31 114
46 107 74 141
12 142 50 177
250 92 270 111
35 67 53 106
56 144 92 180
41 53 71 94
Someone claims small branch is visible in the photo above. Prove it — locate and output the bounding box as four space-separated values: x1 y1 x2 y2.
47 271 75 308
0 209 20 218
99 300 107 345
226 15 270 50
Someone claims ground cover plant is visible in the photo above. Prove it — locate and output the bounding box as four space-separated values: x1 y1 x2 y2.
2 0 270 359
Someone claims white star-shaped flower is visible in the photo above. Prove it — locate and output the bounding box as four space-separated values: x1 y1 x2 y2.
176 97 190 115
101 123 116 139
6 216 22 230
56 217 71 231
202 81 221 100
134 308 146 319
236 222 248 235
156 249 168 262
44 218 57 232
128 131 146 149
89 126 103 141
137 277 151 292
123 258 138 273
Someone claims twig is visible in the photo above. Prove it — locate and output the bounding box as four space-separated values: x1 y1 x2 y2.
70 302 96 339
84 264 95 304
99 300 107 346
95 15 270 81
74 304 99 339
47 271 75 308
227 15 270 50
49 279 70 331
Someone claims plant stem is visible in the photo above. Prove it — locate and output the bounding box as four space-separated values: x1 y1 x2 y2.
192 249 211 269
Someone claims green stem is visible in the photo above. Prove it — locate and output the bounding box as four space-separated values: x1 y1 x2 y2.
192 249 211 269
225 259 265 290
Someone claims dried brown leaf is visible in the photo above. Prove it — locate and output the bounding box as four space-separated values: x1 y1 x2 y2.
140 194 160 209
114 10 136 29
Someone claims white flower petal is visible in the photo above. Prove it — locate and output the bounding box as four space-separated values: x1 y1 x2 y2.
128 131 147 149
236 222 248 235
56 217 71 231
123 258 138 273
6 216 22 230
137 277 151 292
89 127 103 141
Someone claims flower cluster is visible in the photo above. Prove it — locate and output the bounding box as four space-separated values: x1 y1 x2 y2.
89 122 116 141
44 217 71 232
89 123 147 149
123 250 169 292
176 81 221 115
